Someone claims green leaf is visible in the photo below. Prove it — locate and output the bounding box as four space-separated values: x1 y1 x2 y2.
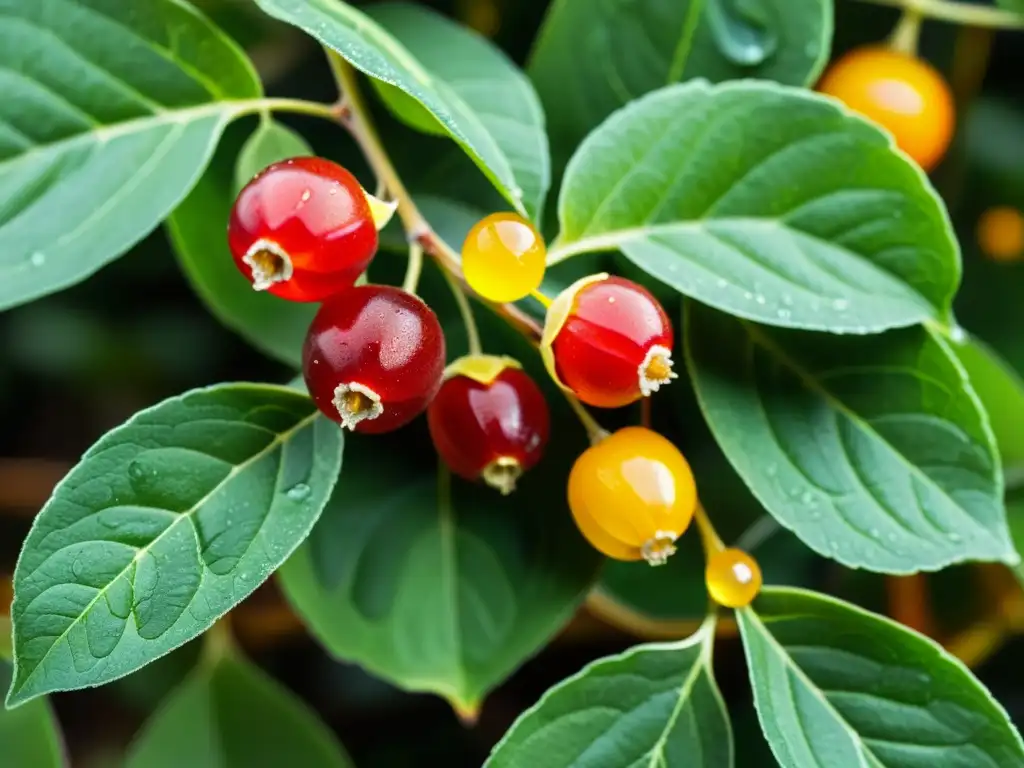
279 278 600 711
6 384 343 707
126 649 351 768
685 301 1014 573
530 0 832 169
739 587 1024 768
485 620 731 767
0 658 64 768
252 0 549 221
994 0 1024 14
233 119 313 196
0 0 266 312
952 334 1024 471
169 125 317 368
551 81 959 333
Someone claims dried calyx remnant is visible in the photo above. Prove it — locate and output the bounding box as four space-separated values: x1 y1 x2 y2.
332 382 384 430
243 239 293 291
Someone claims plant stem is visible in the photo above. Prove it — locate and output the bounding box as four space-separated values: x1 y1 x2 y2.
202 618 234 667
440 266 483 355
694 501 725 554
854 0 1024 30
889 7 924 54
261 97 338 120
403 242 424 293
566 396 610 444
531 289 552 309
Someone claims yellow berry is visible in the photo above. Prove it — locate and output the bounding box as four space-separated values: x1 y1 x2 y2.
705 548 762 608
568 427 697 565
462 212 546 302
977 206 1024 262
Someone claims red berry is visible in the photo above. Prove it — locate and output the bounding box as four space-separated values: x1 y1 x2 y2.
303 285 445 433
541 273 676 408
427 355 550 494
228 157 378 302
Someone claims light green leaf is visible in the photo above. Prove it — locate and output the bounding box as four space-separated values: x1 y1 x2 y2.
952 333 1024 471
551 81 959 333
126 651 351 768
739 587 1024 768
169 125 317 368
530 0 832 169
252 0 548 220
685 301 1014 573
486 619 731 767
233 119 313 196
0 0 267 312
279 283 600 712
6 384 343 707
0 628 63 768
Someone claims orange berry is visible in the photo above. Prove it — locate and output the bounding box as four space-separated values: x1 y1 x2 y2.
705 548 762 608
977 206 1024 262
818 46 954 172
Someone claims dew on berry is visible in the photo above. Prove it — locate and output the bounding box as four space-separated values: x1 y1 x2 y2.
303 284 445 433
705 548 762 608
228 156 380 302
542 274 676 408
568 427 696 565
428 355 550 494
462 212 547 303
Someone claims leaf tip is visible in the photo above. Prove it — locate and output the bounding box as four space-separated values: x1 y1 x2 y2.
449 696 481 727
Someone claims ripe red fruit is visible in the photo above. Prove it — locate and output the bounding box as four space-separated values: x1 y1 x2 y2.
228 157 380 302
541 274 676 408
427 356 550 494
303 285 445 433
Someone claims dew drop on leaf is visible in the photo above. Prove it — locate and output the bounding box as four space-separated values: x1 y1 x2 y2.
286 483 311 501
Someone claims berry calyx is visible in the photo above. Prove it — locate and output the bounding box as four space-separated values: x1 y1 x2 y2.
817 47 954 172
462 212 547 303
705 548 762 608
568 427 696 565
541 273 676 408
302 285 445 433
229 157 393 302
978 206 1024 262
427 355 550 494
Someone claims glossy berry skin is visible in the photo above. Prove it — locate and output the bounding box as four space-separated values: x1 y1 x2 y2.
542 274 675 408
978 206 1024 262
705 548 762 608
462 212 547 303
428 355 550 494
568 427 696 565
818 47 954 172
303 285 445 433
228 157 378 301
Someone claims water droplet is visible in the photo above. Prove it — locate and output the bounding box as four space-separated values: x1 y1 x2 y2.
949 325 967 343
128 461 146 481
29 251 45 267
743 291 753 300
706 0 778 67
870 527 881 539
887 532 898 542
947 532 963 543
801 491 814 504
766 463 778 477
832 298 849 311
781 295 794 306
286 483 311 501
300 189 311 202
716 278 728 289
777 309 792 320
810 510 822 520
829 540 841 552
755 294 766 305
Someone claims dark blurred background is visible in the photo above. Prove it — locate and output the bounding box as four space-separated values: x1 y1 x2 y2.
1 0 1023 765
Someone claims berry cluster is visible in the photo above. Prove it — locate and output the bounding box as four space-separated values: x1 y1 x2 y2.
228 157 760 607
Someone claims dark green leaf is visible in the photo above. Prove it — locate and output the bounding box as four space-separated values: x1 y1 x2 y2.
169 125 316 368
279 278 600 711
530 0 832 169
7 384 342 707
126 651 351 768
0 0 265 311
740 587 1024 767
0 624 63 768
234 119 313 196
994 0 1024 14
252 0 548 220
551 81 959 333
486 620 731 767
685 301 1013 572
952 334 1024 471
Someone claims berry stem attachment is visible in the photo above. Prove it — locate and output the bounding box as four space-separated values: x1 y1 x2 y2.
403 242 425 294
531 289 552 309
565 395 610 445
888 7 923 55
440 264 483 356
694 501 726 556
854 0 1024 30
